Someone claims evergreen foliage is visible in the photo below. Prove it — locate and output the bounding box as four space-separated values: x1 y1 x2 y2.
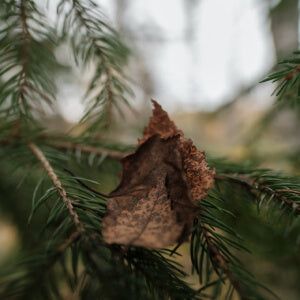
57 0 132 132
0 1 299 299
262 51 300 108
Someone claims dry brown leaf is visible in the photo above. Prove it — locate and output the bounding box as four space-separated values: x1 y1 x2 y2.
102 100 215 248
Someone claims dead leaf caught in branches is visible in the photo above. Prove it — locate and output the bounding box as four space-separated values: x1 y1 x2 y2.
102 100 215 248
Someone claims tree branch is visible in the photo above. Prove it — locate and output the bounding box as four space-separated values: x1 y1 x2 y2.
199 222 249 300
0 138 126 161
48 231 81 265
72 0 114 127
28 142 85 232
285 65 300 80
53 141 125 160
215 174 300 213
19 0 31 111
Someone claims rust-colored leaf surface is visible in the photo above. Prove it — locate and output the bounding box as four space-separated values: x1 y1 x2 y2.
102 100 215 248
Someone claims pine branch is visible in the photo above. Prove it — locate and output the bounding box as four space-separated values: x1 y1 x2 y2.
58 0 132 131
198 221 249 300
1 2 298 297
2 139 292 299
191 196 276 300
105 246 199 300
26 140 300 217
28 142 84 232
52 140 125 160
56 231 82 255
0 0 58 125
12 142 195 298
208 158 300 224
215 174 300 214
211 165 300 247
19 0 30 112
0 231 81 299
25 138 300 217
261 50 300 108
0 135 128 160
72 0 114 127
276 189 300 194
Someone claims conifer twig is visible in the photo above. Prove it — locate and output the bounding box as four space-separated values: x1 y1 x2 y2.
275 189 300 194
0 138 125 159
57 231 81 253
44 231 81 270
19 0 30 111
284 65 300 80
28 142 84 232
215 174 300 213
52 141 125 159
72 0 115 127
0 231 81 299
199 221 249 300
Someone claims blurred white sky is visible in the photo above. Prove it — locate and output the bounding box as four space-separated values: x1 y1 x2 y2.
47 0 277 121
101 0 276 113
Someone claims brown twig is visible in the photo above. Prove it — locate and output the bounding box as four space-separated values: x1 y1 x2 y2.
30 85 53 104
214 174 300 213
57 231 81 254
199 222 249 300
285 65 300 80
28 231 81 290
275 189 300 194
28 142 84 232
0 138 126 160
53 141 125 160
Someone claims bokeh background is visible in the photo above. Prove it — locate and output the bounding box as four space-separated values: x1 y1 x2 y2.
48 0 300 171
1 0 300 299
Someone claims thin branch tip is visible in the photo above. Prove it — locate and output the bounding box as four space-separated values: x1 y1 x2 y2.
215 174 300 213
199 222 249 300
28 142 84 232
